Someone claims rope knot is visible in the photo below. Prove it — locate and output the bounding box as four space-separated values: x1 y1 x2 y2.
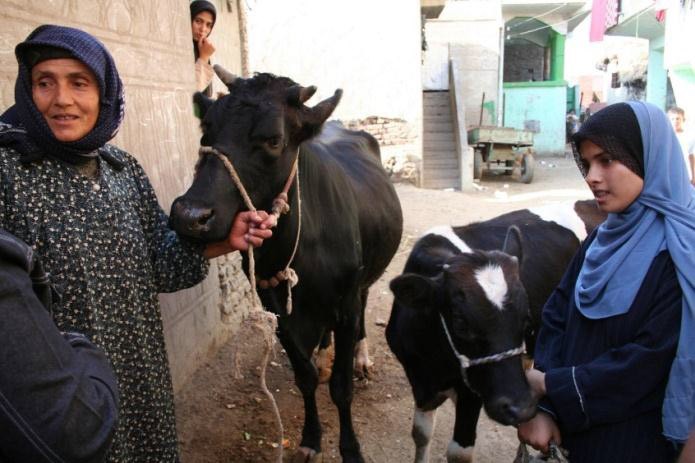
272 192 290 216
278 268 298 287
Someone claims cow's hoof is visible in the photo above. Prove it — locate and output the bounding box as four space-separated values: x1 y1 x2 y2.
353 361 372 380
353 339 374 380
292 447 323 463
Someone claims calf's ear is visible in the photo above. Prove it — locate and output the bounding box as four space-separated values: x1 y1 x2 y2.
390 273 437 311
502 225 524 265
193 92 215 120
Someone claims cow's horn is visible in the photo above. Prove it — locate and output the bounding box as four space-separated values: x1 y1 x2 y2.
299 85 317 103
213 64 240 86
286 85 317 105
308 89 343 123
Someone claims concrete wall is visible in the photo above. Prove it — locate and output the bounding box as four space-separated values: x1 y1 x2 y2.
244 0 423 169
503 83 566 156
423 18 501 126
0 0 251 392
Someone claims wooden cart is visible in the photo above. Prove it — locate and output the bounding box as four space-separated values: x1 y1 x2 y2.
467 126 535 183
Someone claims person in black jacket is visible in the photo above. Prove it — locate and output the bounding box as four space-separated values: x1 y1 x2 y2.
0 229 119 462
518 101 695 462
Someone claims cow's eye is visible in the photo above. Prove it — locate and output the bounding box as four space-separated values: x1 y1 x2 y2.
264 136 283 152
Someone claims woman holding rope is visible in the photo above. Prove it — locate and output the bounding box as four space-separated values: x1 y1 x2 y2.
517 101 695 462
0 25 273 461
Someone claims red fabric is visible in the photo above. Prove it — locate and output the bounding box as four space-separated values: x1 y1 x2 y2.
656 9 667 23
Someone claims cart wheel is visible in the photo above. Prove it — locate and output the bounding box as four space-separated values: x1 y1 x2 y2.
519 152 534 183
474 150 483 180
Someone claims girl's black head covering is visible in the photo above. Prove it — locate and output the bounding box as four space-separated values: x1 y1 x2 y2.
190 0 217 27
571 102 644 179
0 24 126 169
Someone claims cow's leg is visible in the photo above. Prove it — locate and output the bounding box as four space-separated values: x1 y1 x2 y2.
353 288 373 379
329 297 364 463
412 407 438 463
277 320 323 462
447 386 481 463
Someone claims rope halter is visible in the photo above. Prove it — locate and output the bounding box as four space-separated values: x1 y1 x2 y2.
197 146 301 314
439 313 525 394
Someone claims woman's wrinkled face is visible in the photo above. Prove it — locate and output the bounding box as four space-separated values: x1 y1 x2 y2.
191 11 214 42
31 58 100 142
579 139 644 213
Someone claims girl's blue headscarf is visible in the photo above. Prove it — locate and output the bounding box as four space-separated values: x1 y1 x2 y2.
0 24 125 169
573 100 695 442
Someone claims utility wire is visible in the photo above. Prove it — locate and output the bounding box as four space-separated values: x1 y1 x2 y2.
507 3 568 30
507 9 589 39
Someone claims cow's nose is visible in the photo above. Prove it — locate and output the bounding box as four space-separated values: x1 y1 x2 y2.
489 396 536 425
171 200 215 237
189 207 215 232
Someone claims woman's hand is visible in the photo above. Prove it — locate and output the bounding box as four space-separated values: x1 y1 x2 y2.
197 36 216 61
203 211 274 258
517 411 561 454
526 368 546 398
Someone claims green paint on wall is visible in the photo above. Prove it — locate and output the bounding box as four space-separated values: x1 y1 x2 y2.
549 32 565 81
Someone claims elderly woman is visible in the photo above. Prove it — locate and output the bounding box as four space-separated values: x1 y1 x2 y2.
0 25 271 461
518 102 695 462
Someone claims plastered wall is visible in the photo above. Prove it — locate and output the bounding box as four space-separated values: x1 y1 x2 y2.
0 0 249 391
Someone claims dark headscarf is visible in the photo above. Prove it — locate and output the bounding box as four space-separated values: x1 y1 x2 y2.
190 0 217 29
0 25 126 169
571 102 644 179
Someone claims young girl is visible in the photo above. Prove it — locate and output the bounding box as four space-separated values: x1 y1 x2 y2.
518 101 695 462
190 0 217 94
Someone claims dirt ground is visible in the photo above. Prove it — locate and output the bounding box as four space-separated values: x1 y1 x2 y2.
175 155 593 463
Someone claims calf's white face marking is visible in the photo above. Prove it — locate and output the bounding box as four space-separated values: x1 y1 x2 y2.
474 264 508 310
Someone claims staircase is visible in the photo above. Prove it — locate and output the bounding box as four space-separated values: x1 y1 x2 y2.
422 91 459 189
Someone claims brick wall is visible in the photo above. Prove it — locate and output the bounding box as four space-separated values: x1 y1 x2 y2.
503 42 545 83
341 117 420 184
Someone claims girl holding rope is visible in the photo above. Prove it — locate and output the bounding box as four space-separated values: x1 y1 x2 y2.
518 101 695 462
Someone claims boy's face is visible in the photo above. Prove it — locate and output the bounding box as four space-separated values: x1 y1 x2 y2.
668 111 685 133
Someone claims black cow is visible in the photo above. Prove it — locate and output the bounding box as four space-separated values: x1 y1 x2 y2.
169 68 403 463
386 201 605 463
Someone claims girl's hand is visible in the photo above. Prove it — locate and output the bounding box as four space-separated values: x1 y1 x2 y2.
517 411 561 454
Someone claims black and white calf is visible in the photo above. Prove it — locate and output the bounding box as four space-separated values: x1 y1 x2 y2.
386 200 605 463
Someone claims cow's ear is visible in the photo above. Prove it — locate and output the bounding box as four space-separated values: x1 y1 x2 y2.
390 273 438 311
193 92 215 120
502 225 524 265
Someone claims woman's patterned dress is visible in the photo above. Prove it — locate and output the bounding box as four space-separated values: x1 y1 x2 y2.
0 143 209 462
